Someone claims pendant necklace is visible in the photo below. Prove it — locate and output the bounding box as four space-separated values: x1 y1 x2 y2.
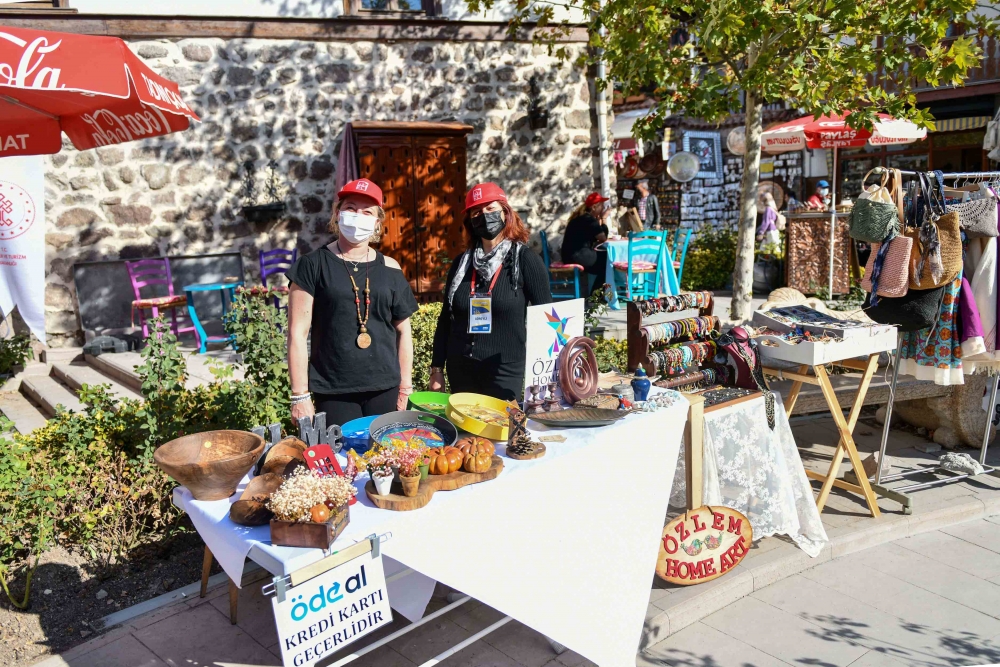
343 253 371 349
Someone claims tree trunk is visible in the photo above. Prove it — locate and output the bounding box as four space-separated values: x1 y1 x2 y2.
731 87 763 321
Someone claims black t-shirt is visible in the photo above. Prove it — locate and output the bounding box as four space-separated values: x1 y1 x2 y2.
287 247 418 395
431 245 553 367
561 213 608 263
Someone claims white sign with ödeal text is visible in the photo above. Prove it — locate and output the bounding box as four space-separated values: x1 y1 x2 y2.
271 552 392 667
0 155 45 343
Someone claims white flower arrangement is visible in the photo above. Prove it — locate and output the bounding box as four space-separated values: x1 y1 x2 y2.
267 468 357 522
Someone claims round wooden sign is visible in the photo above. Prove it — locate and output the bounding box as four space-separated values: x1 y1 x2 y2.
655 506 753 585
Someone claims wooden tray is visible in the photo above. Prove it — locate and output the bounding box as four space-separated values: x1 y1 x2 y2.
365 455 504 511
506 443 546 460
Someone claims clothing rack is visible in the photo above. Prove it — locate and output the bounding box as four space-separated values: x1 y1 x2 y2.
858 168 1000 512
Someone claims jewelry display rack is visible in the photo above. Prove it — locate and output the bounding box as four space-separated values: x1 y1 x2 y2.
625 292 716 375
853 168 1000 513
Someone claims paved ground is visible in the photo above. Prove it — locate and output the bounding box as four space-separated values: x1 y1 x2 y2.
641 518 1000 667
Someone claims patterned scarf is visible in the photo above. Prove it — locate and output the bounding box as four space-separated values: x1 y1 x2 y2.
446 239 522 308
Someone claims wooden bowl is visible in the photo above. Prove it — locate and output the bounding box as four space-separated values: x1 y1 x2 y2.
230 473 284 526
154 430 265 501
261 437 307 478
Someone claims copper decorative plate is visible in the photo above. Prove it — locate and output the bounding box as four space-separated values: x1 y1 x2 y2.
528 408 629 428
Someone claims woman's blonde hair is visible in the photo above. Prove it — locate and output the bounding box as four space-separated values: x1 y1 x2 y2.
328 200 386 244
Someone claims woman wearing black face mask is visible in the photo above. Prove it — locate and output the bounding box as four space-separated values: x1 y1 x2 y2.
428 182 552 401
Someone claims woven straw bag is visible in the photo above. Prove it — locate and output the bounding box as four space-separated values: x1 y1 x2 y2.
862 236 912 298
947 195 998 238
905 210 962 290
850 168 903 243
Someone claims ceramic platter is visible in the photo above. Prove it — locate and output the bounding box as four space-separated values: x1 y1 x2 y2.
528 408 628 428
368 410 458 450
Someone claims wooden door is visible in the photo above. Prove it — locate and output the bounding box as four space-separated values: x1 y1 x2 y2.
414 136 467 293
354 121 472 299
358 139 416 282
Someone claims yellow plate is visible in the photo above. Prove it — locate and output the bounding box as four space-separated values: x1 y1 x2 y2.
447 392 511 441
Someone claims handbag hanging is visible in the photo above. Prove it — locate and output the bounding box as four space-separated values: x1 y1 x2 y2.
715 326 774 429
862 236 913 298
947 194 999 238
863 284 947 333
906 172 962 290
850 168 903 243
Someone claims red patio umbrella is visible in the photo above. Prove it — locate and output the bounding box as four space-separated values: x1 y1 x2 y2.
0 26 200 157
760 113 926 297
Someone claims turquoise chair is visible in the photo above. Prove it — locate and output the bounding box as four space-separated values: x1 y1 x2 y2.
670 228 693 286
540 230 583 300
613 230 666 301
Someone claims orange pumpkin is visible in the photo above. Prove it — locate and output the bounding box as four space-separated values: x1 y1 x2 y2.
463 451 492 474
455 436 495 457
427 446 463 475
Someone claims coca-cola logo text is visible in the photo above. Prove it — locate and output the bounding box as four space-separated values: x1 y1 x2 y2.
0 32 63 89
81 105 173 147
140 72 192 113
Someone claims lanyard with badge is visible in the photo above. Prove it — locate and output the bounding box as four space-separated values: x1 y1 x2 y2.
468 266 501 334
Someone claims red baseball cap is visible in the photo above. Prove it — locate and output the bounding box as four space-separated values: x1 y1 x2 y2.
337 178 383 207
464 182 507 212
585 192 609 208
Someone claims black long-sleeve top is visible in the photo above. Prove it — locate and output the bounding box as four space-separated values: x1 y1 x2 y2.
432 245 553 368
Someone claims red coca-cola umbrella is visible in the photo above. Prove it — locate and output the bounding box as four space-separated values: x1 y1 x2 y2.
0 27 199 156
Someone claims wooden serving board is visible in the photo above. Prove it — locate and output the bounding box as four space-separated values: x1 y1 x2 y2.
506 443 546 460
365 455 504 511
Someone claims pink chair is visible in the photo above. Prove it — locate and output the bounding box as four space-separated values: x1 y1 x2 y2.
125 258 199 345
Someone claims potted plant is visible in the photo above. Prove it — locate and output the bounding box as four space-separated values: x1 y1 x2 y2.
365 451 394 496
418 456 430 480
394 447 425 498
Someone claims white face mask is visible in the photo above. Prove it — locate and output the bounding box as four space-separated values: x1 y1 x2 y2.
338 210 377 244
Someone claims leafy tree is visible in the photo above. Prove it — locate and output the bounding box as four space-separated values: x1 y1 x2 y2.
472 0 998 318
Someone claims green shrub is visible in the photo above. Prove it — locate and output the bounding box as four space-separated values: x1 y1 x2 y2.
680 226 738 291
594 337 627 372
411 302 442 392
0 334 32 376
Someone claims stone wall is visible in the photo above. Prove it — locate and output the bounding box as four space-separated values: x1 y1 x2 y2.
41 37 597 346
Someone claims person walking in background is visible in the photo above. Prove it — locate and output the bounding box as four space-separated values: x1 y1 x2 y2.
636 179 660 230
757 191 783 252
562 191 610 284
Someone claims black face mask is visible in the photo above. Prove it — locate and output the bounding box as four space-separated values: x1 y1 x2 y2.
470 210 506 240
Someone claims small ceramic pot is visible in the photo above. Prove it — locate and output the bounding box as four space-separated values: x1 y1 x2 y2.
400 473 421 497
418 462 430 480
372 473 393 496
631 368 651 402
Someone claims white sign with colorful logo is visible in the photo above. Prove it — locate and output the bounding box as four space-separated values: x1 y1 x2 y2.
523 298 585 402
271 548 392 667
0 155 45 343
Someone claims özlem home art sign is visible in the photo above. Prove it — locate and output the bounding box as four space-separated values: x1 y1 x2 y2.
655 506 753 585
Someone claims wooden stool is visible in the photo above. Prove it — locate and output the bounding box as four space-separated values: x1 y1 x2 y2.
765 354 882 518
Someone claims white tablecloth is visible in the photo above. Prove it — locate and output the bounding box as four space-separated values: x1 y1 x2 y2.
174 398 688 667
668 393 828 557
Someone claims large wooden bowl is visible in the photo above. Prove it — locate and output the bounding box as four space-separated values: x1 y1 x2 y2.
154 430 265 501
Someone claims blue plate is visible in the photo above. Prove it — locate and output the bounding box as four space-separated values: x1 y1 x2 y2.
341 415 377 456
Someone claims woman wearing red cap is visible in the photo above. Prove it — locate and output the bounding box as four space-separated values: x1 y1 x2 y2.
560 192 610 285
428 183 552 400
286 178 419 425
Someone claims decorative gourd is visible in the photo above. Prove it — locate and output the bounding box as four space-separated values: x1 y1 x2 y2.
427 446 464 475
455 436 495 457
463 451 492 474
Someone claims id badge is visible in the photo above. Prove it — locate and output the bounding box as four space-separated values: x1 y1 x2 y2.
468 294 492 334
